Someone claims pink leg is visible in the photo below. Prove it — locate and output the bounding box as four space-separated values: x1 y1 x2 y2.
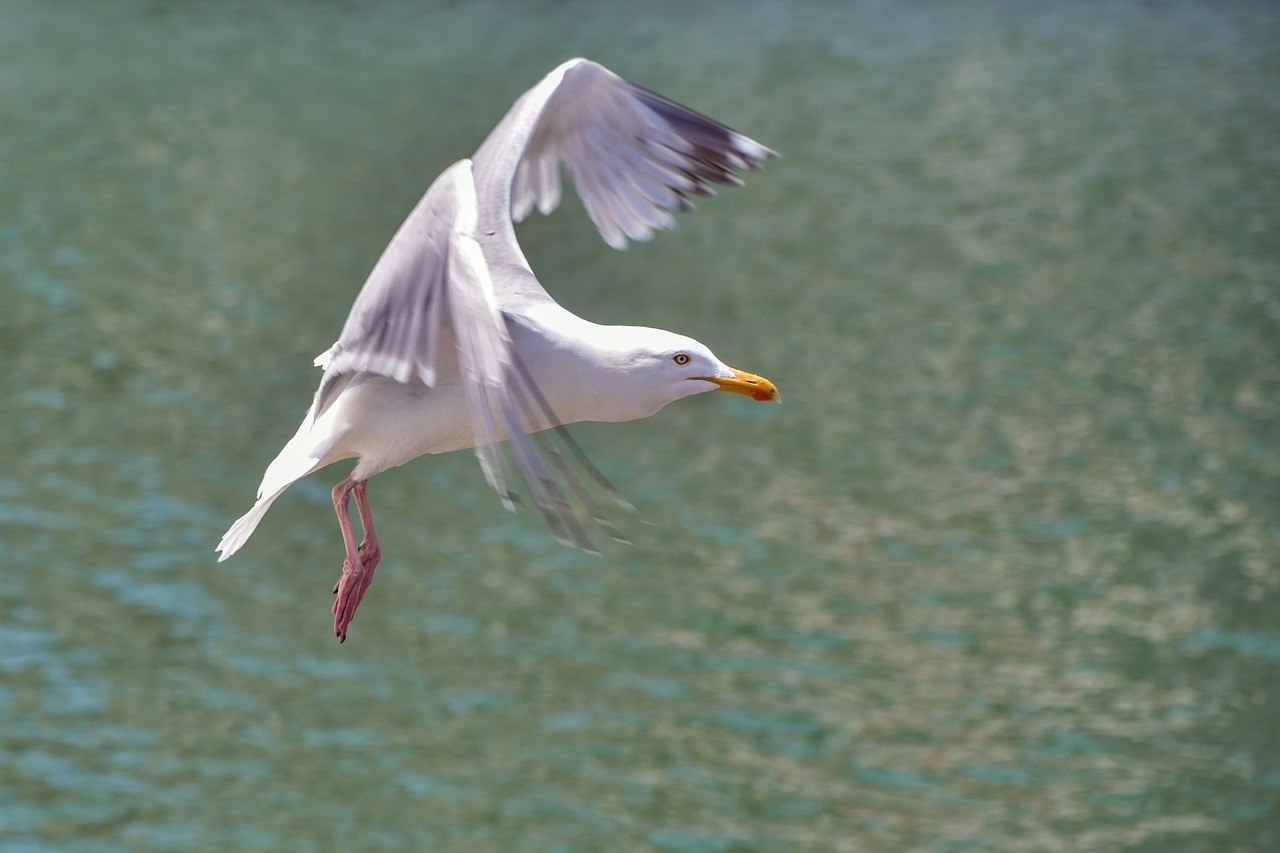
330 477 381 641
352 480 382 600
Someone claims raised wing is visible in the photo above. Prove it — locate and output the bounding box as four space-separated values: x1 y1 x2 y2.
471 58 775 297
311 165 461 417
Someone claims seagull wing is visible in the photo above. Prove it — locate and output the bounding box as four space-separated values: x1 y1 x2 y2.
311 164 462 416
471 57 776 303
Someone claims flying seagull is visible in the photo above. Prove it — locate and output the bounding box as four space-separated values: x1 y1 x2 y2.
216 58 778 640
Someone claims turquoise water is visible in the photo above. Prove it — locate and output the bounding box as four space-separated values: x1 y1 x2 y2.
2 1 1278 850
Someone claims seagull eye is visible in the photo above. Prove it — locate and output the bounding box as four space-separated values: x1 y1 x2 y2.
673 353 690 365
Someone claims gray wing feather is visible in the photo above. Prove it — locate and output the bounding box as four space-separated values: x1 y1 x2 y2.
449 224 608 549
473 57 775 296
312 173 455 417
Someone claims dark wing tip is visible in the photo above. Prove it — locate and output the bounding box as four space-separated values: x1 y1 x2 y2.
631 84 776 186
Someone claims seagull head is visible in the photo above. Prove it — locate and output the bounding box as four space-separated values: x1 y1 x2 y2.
594 327 779 422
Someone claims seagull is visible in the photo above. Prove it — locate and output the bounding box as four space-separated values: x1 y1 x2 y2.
216 58 778 641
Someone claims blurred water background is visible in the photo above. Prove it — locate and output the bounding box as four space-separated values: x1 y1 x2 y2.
2 1 1278 850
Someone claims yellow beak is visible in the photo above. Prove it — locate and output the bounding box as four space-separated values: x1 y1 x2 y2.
699 367 780 403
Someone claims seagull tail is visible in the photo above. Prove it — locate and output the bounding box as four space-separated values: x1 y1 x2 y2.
216 408 331 562
216 485 292 561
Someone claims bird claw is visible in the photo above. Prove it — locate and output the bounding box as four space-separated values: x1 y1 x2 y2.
331 540 382 641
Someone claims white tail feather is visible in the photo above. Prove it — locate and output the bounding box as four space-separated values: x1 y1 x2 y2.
216 485 292 561
217 405 333 561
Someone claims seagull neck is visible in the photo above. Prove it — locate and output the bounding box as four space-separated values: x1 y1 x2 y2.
509 305 661 425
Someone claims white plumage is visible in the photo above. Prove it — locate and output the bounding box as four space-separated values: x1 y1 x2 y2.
216 59 778 640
